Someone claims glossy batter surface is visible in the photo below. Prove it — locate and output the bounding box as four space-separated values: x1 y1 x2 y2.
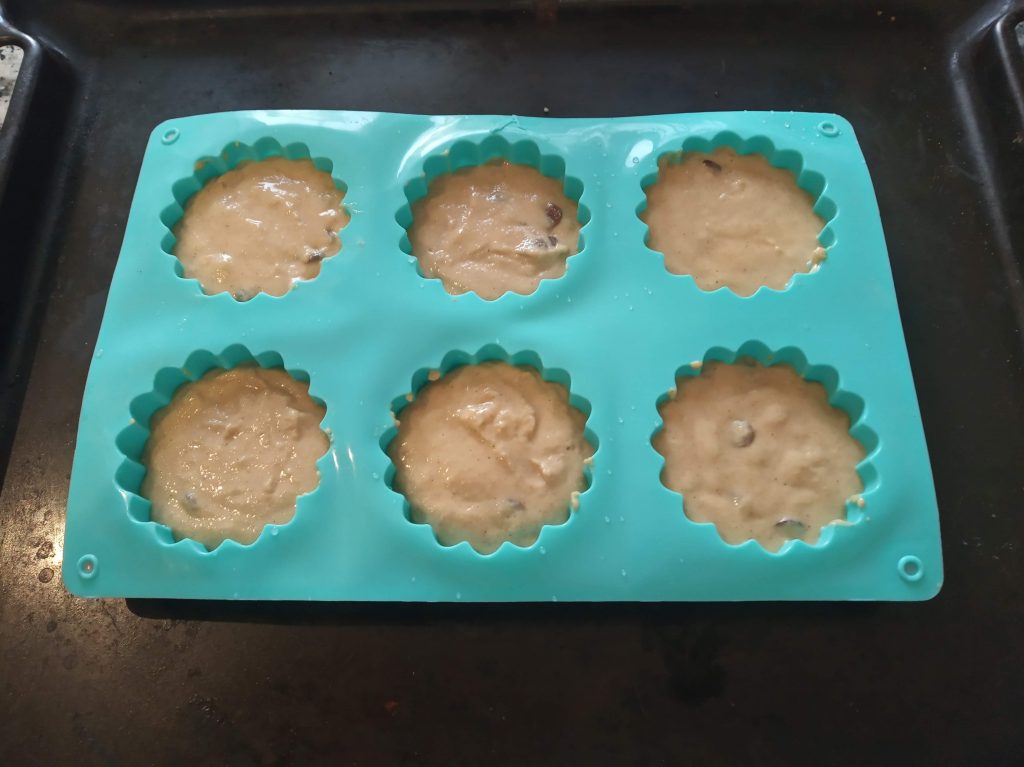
409 160 580 300
641 148 826 296
653 360 864 551
173 157 348 300
141 366 329 549
389 362 594 553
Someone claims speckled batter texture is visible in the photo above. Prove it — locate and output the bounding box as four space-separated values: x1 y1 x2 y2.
141 366 329 549
641 148 826 296
389 362 594 553
173 157 348 300
409 160 580 300
653 360 864 551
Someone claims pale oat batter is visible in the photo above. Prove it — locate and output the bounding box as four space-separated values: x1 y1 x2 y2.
388 362 594 553
173 157 348 300
141 366 329 549
409 160 581 300
641 148 826 296
653 360 864 551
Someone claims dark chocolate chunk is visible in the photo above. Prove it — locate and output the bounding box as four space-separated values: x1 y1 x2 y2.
729 419 755 448
545 202 563 227
548 235 559 247
702 158 723 173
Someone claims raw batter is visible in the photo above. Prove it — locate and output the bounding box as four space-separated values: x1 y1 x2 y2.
173 157 348 300
408 160 581 300
652 359 864 551
641 148 826 296
141 366 329 549
388 362 594 553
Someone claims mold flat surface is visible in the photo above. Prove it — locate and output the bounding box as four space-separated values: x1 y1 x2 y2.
62 109 942 600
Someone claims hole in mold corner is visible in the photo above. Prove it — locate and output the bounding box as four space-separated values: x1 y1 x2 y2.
396 135 590 300
159 138 350 300
817 120 840 138
161 126 180 145
652 342 878 552
114 345 329 554
380 345 598 555
898 555 923 582
637 131 838 296
77 554 98 579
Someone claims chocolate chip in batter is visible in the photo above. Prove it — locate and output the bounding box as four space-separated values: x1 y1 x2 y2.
729 419 755 447
702 158 723 173
545 202 563 228
774 517 807 533
548 235 559 247
305 248 324 263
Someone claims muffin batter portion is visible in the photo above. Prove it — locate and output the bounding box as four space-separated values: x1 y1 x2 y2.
653 360 864 551
641 148 826 296
388 362 594 553
173 157 348 300
141 366 329 549
408 160 581 300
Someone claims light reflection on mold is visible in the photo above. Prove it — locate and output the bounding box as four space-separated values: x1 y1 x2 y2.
625 138 653 167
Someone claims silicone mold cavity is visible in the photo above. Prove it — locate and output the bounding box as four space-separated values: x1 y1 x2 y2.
159 137 350 301
395 134 592 299
114 344 331 555
651 340 880 556
379 344 600 556
636 131 838 297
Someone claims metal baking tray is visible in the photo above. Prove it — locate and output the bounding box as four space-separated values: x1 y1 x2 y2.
0 1 1021 763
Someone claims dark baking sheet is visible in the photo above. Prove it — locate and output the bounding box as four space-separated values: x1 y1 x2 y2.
0 1 1022 764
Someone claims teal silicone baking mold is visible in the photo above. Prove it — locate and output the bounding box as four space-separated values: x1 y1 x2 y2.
63 110 943 601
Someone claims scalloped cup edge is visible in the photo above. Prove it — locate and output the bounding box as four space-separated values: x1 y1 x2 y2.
635 130 839 299
380 344 599 558
649 340 879 557
159 137 351 302
395 134 592 302
113 343 332 556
